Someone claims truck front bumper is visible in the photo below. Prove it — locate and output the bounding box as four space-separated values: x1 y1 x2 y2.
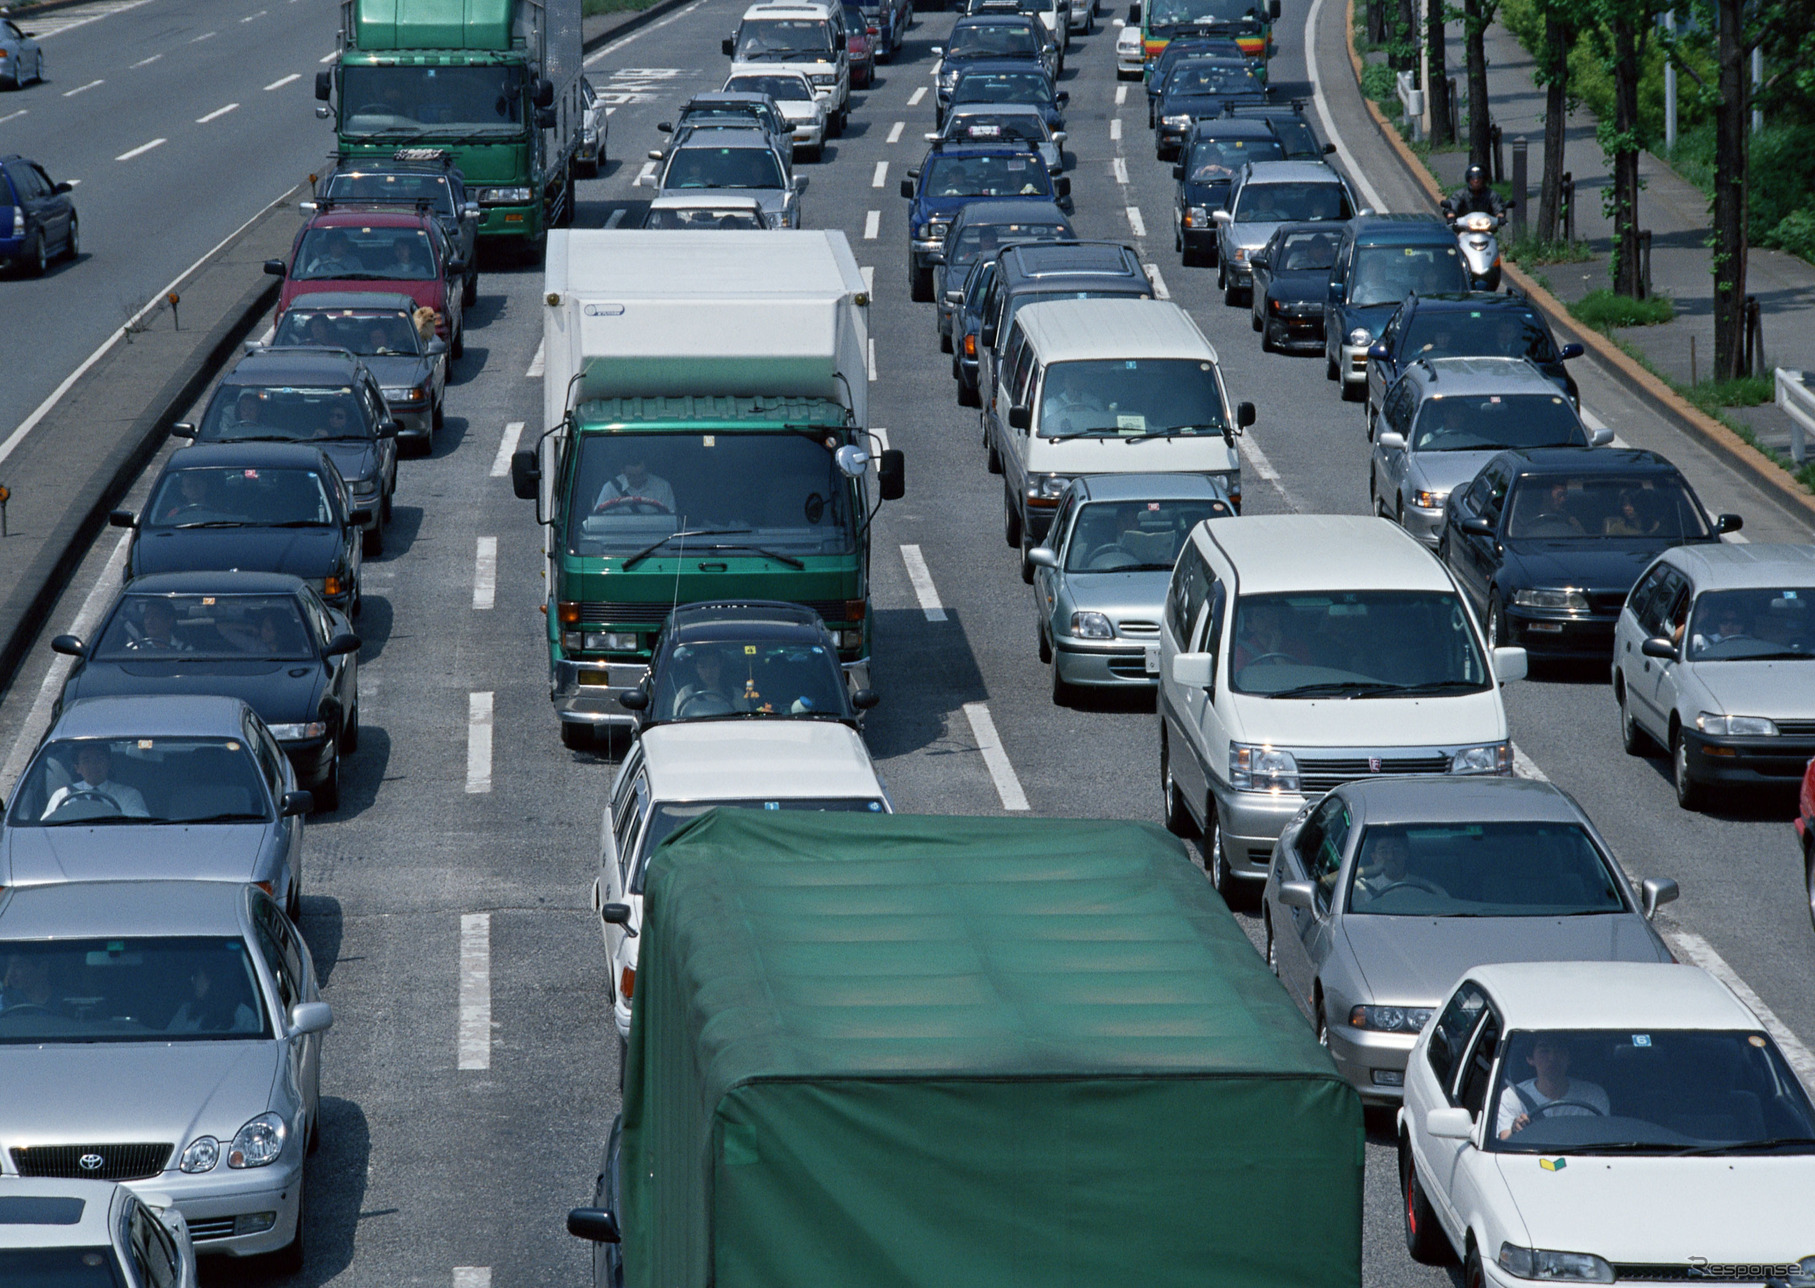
553 658 649 729
477 203 541 238
1213 787 1304 881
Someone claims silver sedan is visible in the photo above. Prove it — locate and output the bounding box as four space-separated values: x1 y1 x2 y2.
2 695 311 918
1260 775 1678 1103
0 881 330 1268
1028 474 1235 703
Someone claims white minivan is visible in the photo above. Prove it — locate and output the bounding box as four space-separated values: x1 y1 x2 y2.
989 296 1250 582
1157 514 1528 895
725 2 852 131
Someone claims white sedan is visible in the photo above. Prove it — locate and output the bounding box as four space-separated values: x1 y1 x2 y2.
1115 23 1144 79
723 70 829 161
1399 961 1815 1288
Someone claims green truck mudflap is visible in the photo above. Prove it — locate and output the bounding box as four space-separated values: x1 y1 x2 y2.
623 812 1366 1288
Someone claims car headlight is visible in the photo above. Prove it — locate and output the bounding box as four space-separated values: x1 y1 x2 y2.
939 68 959 87
479 186 533 205
1184 205 1208 227
1206 469 1241 507
1497 1246 1615 1284
809 72 836 86
1025 474 1071 506
268 722 329 741
1348 1005 1434 1033
179 1136 220 1173
228 1112 288 1169
1162 113 1191 127
383 385 427 404
351 479 380 500
1412 489 1448 510
1347 327 1373 346
1069 611 1113 639
1697 713 1779 737
1512 588 1588 611
1451 742 1513 775
1230 743 1299 793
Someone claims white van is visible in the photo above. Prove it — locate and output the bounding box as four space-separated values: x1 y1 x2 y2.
1156 514 1527 896
989 296 1250 581
725 2 852 130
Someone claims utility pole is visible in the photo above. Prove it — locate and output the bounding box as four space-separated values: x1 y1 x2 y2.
1664 9 1677 151
1752 45 1763 133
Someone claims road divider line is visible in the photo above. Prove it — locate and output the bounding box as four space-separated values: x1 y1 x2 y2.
907 86 925 106
241 8 267 19
1236 430 1280 483
491 422 525 478
636 159 656 184
605 207 627 228
0 109 25 125
860 265 874 295
900 544 946 622
457 914 491 1069
1144 263 1169 299
454 1269 492 1288
868 338 877 382
115 138 166 161
871 160 888 188
190 30 215 41
473 537 497 610
1110 118 1121 140
886 120 904 143
1115 83 1127 104
525 341 545 379
130 54 161 67
873 427 889 452
466 692 494 793
1112 156 1128 185
962 703 1030 811
863 209 880 239
319 50 337 62
195 102 240 123
1124 205 1145 237
1305 0 1386 214
62 78 104 97
1579 406 1629 448
263 73 301 90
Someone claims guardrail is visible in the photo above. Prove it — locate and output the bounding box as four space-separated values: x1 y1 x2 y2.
1396 71 1425 143
1775 367 1815 464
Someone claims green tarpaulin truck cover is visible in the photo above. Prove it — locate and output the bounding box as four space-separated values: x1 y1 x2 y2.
623 811 1364 1288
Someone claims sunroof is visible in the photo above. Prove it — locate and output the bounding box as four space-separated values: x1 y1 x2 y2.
0 1196 86 1226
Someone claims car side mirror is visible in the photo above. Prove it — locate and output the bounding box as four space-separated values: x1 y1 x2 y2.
618 688 648 710
722 36 736 54
280 790 314 817
981 323 997 347
315 71 332 101
51 634 86 658
1027 546 1058 569
170 422 197 439
657 121 674 134
511 448 542 501
54 180 73 194
1716 513 1743 534
447 258 467 276
298 201 318 214
1492 645 1527 683
425 337 449 357
1056 90 1069 105
1367 342 1390 360
1236 401 1256 428
878 448 906 501
1357 206 1376 217
534 77 555 108
1172 163 1186 180
379 419 401 439
1007 405 1031 430
1559 342 1584 359
647 149 665 161
900 177 915 198
1052 131 1067 144
289 1001 333 1035
853 688 880 710
1460 516 1496 537
601 903 638 937
1249 253 1269 269
323 632 362 657
1277 881 1315 911
1170 652 1213 688
1323 141 1337 154
263 259 287 276
793 176 809 194
925 131 941 142
568 1208 621 1244
1641 636 1678 662
1641 876 1679 919
1055 176 1071 198
109 509 136 528
930 44 943 55
1211 209 1232 224
1376 431 1406 451
1589 427 1614 447
1426 1107 1475 1141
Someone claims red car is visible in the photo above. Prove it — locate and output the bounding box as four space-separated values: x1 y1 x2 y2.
844 1 875 87
265 208 467 357
1797 757 1815 930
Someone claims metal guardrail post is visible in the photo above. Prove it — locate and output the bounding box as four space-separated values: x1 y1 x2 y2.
1637 229 1652 300
1510 137 1527 239
1560 172 1574 243
1775 368 1813 464
1490 123 1504 182
1396 70 1425 141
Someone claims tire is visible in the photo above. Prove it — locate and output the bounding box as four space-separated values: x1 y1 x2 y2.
1401 1140 1452 1264
1037 620 1052 663
1314 996 1329 1048
1672 726 1706 810
1365 398 1377 440
1250 301 1262 332
62 214 78 262
1340 374 1362 401
340 703 360 754
940 329 953 354
432 398 445 435
1004 485 1022 548
381 489 393 524
363 515 384 557
959 378 980 409
1485 596 1505 650
1019 535 1035 584
1464 1243 1487 1288
286 876 302 923
1161 730 1199 838
617 1033 629 1092
451 321 465 360
561 721 594 752
910 260 933 302
313 755 341 813
987 437 1002 473
1205 803 1233 896
1265 918 1277 973
1326 346 1339 381
806 142 823 163
25 231 46 277
1260 319 1277 352
1618 679 1647 755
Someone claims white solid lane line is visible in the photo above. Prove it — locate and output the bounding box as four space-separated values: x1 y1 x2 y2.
873 427 890 452
1304 0 1387 214
130 53 161 67
886 120 904 143
1112 156 1128 185
899 545 947 622
1144 263 1169 300
863 210 880 239
457 914 491 1070
871 161 888 188
62 79 104 97
636 160 656 183
454 1269 492 1288
241 8 267 19
473 537 498 610
1236 431 1280 483
963 703 1031 811
264 73 301 90
0 109 25 125
195 103 240 124
191 30 215 41
1109 118 1121 141
907 86 926 106
1124 205 1145 237
466 691 494 793
491 421 525 478
525 341 545 379
320 50 337 62
582 0 706 62
868 337 877 382
115 138 166 161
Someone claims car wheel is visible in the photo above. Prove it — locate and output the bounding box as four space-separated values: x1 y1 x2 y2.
1395 497 1406 529
340 703 360 754
1216 260 1226 293
1250 300 1262 332
940 329 953 354
1340 374 1362 401
1038 621 1052 664
26 230 47 277
63 214 78 261
1004 483 1021 547
432 398 445 435
1804 834 1815 933
362 516 384 557
1326 345 1339 381
286 876 302 922
1223 278 1244 308
1161 731 1198 838
1019 534 1035 584
1205 804 1233 895
1401 1139 1452 1264
1618 679 1648 755
987 435 1002 473
1464 1243 1487 1288
381 489 394 523
1485 595 1504 650
313 754 341 813
1314 995 1329 1048
561 721 593 752
1260 319 1277 352
1365 398 1377 440
1672 725 1706 810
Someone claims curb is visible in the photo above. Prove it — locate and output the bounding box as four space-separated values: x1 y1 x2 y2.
1339 0 1815 530
581 0 695 53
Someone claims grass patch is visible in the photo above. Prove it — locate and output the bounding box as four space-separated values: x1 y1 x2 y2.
1569 289 1675 330
1504 235 1593 267
1684 375 1776 416
1360 62 1400 119
583 0 662 15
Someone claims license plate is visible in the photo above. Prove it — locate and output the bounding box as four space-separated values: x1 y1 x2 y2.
1143 645 1160 675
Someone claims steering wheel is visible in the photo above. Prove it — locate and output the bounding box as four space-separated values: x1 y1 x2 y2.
0 1003 53 1017
52 788 123 814
677 692 735 718
594 496 674 515
1245 652 1297 667
1531 1099 1608 1120
1084 545 1139 571
1372 877 1445 896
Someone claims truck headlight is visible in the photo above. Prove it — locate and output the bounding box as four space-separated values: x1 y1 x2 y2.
1512 588 1588 611
1697 713 1778 737
267 722 328 741
479 186 533 205
1497 1247 1614 1284
1348 1005 1434 1032
1230 743 1298 793
1184 205 1208 227
1025 474 1071 507
573 631 638 652
228 1113 287 1168
1451 742 1513 775
1069 611 1113 639
1347 326 1373 346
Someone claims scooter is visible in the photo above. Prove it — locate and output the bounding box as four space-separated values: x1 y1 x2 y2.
1450 206 1510 291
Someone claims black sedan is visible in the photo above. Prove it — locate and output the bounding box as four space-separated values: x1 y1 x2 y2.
1144 35 1245 125
1152 59 1267 160
52 572 362 810
1171 118 1282 264
1248 221 1344 352
618 600 877 732
110 443 366 614
1438 447 1740 660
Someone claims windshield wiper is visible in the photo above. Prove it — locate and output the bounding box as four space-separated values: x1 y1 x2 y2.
173 520 250 529
1671 1136 1815 1156
622 528 753 569
1122 425 1228 442
1369 679 1488 696
39 816 147 827
691 542 806 570
1264 681 1404 698
218 434 300 444
178 812 271 824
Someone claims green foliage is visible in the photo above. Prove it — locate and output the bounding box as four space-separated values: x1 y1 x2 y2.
1569 288 1676 327
1361 61 1402 117
1766 209 1815 261
1504 233 1594 264
1685 375 1776 413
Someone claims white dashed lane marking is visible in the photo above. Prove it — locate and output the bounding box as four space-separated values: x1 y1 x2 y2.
963 703 1030 811
491 422 525 478
899 544 946 622
457 914 491 1069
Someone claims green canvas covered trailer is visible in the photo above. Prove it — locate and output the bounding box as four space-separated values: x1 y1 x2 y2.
591 810 1363 1288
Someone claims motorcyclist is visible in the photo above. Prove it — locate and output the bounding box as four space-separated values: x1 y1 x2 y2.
1442 163 1509 224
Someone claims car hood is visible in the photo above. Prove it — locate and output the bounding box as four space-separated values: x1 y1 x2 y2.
1225 685 1506 747
1064 568 1174 615
1026 433 1240 473
1338 913 1665 1006
67 661 325 726
1490 1153 1815 1262
0 1041 281 1149
1181 177 1232 206
1335 300 1397 331
1692 659 1815 719
1266 268 1333 302
132 527 341 581
1501 538 1677 595
1228 217 1288 250
361 353 435 388
318 440 381 489
1 823 272 888
1406 449 1505 497
1161 91 1262 117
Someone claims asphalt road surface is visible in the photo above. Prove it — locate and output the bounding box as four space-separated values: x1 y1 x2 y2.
3 0 1814 1284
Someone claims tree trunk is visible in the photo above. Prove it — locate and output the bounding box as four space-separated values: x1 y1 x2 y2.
1608 13 1643 296
1427 0 1451 145
1535 9 1570 241
1464 0 1493 168
1392 0 1417 70
1368 0 1387 45
1711 0 1750 379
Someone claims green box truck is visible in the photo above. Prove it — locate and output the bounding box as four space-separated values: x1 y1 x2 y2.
316 0 584 252
568 811 1364 1288
511 230 904 748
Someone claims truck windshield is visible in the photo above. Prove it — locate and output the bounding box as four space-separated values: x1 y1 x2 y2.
631 798 887 891
735 18 834 60
341 64 522 133
1038 358 1227 438
565 433 858 558
1149 0 1266 28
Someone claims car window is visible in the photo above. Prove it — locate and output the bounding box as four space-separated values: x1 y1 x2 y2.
1506 473 1712 542
1458 1006 1504 1116
275 307 422 356
922 153 1052 199
1232 181 1348 224
1064 499 1229 573
1383 380 1414 435
253 902 302 1013
1007 326 1037 406
253 722 287 797
8 735 275 827
1165 541 1213 646
1427 981 1488 1097
197 383 368 444
294 225 437 281
1626 564 1669 630
1347 242 1468 306
1276 228 1341 270
146 466 335 530
1347 821 1626 917
615 772 650 884
0 935 271 1043
1480 463 1511 522
1410 394 1585 454
1046 490 1078 554
1404 307 1559 364
129 1202 178 1288
1300 794 1349 908
1685 586 1815 660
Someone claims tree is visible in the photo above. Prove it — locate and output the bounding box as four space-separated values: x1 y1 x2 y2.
1459 0 1504 169
1583 0 1659 297
1530 0 1582 241
1426 0 1453 145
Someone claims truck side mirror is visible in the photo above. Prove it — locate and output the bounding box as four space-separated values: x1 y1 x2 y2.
601 904 638 938
1236 401 1256 428
510 448 542 501
878 448 905 501
1127 3 1140 21
534 77 555 108
1007 405 1031 430
315 70 331 101
618 688 648 710
567 1208 621 1244
1269 0 1281 16
537 107 556 129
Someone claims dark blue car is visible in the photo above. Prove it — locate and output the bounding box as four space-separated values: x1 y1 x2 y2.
1152 58 1267 160
1325 214 1468 401
947 60 1069 132
901 140 1068 301
0 154 77 276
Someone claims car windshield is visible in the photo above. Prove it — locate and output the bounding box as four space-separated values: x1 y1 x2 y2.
274 307 423 356
1187 136 1283 180
949 218 1070 265
197 386 372 443
644 205 767 229
293 225 436 280
951 71 1053 106
651 639 848 723
947 24 1042 56
1685 588 1815 661
1348 243 1469 305
1403 307 1558 363
1167 62 1258 94
92 593 317 662
1345 822 1625 916
1276 228 1342 269
321 170 456 217
1266 115 1322 157
947 112 1049 143
630 797 887 890
923 153 1051 197
144 466 335 530
1233 181 1349 223
724 74 813 101
1149 0 1266 27
1229 590 1492 696
565 432 859 558
664 146 786 190
340 63 523 132
1038 358 1228 438
0 936 272 1043
9 737 273 827
735 17 834 59
1063 499 1230 571
1505 474 1712 541
1488 1028 1815 1154
0 1249 126 1287
1410 394 1586 452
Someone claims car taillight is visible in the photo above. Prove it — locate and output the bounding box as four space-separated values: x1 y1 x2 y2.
324 576 342 597
963 334 976 358
620 966 635 1000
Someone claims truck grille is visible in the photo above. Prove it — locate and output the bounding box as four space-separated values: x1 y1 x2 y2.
1297 754 1452 794
12 1143 171 1181
578 599 851 626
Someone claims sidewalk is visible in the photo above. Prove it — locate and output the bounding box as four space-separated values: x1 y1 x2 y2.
1408 18 1815 460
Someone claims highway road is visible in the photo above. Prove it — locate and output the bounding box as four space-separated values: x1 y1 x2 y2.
2 0 1814 1283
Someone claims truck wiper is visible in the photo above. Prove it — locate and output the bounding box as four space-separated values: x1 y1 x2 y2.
1121 425 1226 442
622 528 752 569
692 542 806 570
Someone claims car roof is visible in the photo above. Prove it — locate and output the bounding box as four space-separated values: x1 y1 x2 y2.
1466 962 1757 1031
1402 356 1561 396
953 12 1042 25
0 880 251 941
637 722 884 800
1348 213 1450 242
306 208 433 229
669 599 827 634
1405 291 1537 314
648 194 766 210
953 198 1069 225
675 127 775 149
0 1179 125 1250
924 139 1048 160
1184 117 1278 141
50 694 255 740
952 58 1052 76
1014 297 1215 364
222 348 365 387
120 570 310 594
999 239 1144 280
949 100 1046 116
1076 472 1229 503
1334 774 1582 826
155 441 336 470
742 1 833 15
1239 159 1343 185
1203 515 1454 592
1494 446 1677 476
277 291 419 313
1660 541 1815 587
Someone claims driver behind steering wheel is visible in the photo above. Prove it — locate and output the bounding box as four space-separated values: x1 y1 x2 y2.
40 743 149 820
594 454 676 514
1353 834 1443 902
1497 1035 1610 1138
0 953 59 1016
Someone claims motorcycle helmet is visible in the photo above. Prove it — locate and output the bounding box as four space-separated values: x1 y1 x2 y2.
1465 163 1488 188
